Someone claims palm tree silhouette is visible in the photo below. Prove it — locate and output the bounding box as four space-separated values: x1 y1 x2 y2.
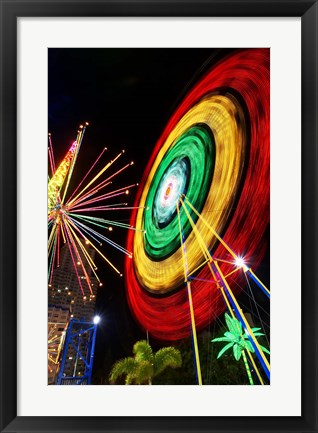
109 340 182 385
211 313 270 385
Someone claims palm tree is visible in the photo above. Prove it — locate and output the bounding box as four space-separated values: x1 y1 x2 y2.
211 313 270 385
109 340 182 385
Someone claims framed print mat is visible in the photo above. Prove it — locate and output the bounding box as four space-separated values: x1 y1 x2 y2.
0 2 317 433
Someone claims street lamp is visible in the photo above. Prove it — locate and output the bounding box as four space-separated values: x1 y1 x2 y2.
93 315 100 325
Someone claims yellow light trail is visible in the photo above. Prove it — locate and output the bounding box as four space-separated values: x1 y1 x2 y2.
48 141 78 211
65 217 101 284
177 203 202 385
67 151 124 207
63 219 90 295
66 216 98 271
61 125 85 203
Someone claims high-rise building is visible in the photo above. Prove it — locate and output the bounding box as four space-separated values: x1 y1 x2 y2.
48 244 100 382
48 244 99 322
48 305 69 384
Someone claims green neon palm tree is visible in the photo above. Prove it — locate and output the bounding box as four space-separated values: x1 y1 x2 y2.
109 340 182 385
211 313 270 385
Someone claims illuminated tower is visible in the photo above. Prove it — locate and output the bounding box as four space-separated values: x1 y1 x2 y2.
48 244 99 322
48 305 69 384
48 244 101 383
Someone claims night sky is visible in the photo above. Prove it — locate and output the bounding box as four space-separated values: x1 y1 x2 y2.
48 48 270 384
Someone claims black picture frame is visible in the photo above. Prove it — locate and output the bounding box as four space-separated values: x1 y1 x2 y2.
0 1 317 432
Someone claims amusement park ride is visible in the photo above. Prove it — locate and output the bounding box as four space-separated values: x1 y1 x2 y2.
124 48 270 385
56 316 100 385
48 122 138 297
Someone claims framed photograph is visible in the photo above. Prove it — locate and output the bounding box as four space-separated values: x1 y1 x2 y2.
0 1 317 432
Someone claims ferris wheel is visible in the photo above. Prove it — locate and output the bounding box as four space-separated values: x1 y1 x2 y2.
125 49 270 384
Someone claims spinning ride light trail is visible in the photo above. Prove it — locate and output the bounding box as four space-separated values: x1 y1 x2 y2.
48 324 65 365
48 123 141 296
125 49 270 342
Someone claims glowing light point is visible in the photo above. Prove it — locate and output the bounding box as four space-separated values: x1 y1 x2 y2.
235 257 245 268
93 315 101 325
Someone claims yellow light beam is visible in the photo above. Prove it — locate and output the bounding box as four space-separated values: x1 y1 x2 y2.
61 125 86 203
64 219 94 294
179 198 211 262
224 268 241 279
246 268 270 297
48 223 57 254
183 194 238 260
65 217 101 283
187 257 213 278
177 202 202 385
246 349 264 385
67 151 124 207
